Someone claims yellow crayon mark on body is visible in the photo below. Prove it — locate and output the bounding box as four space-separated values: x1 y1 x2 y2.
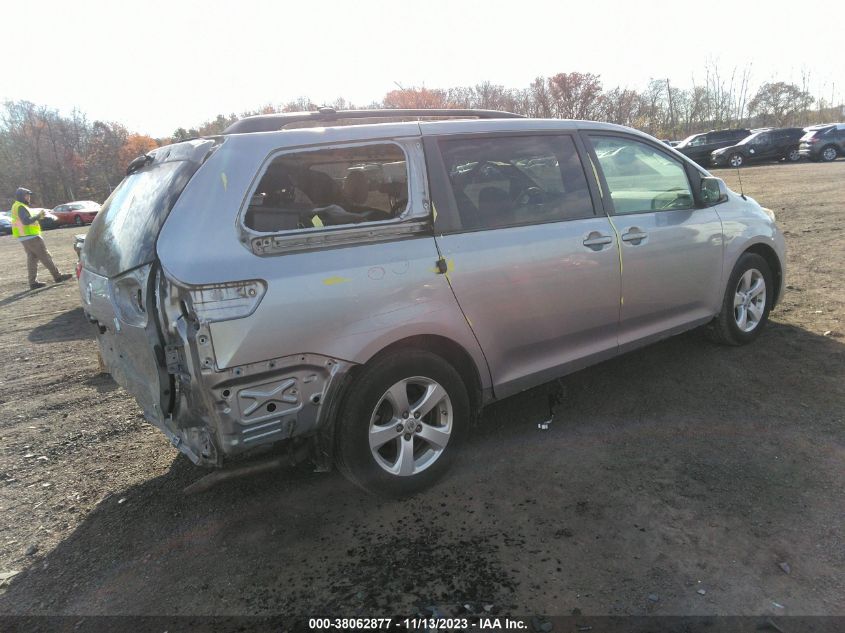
430 258 455 281
220 172 228 191
323 276 352 286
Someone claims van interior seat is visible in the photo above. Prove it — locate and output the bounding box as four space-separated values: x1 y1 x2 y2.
343 171 370 206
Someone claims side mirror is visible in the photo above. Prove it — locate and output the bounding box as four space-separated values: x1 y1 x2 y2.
701 177 728 205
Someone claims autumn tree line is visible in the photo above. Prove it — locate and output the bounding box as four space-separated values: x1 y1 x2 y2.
3 68 842 209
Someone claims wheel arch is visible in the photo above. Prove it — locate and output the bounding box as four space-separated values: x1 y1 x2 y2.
318 334 485 478
361 334 485 417
742 242 783 307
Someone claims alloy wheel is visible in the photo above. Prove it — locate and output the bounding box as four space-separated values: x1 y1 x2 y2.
734 268 766 333
368 376 453 476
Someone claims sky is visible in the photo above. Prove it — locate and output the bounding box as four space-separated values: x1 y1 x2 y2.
5 0 842 138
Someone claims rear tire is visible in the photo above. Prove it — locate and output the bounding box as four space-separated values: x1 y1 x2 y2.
821 145 838 162
335 349 470 497
74 215 83 226
786 148 800 162
707 253 773 346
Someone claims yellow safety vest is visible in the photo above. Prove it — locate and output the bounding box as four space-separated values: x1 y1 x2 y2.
11 200 41 238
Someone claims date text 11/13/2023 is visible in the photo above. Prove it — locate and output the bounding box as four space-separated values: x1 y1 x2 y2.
308 617 529 630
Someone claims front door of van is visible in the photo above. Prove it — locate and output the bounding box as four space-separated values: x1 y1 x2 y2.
586 134 724 351
424 133 621 398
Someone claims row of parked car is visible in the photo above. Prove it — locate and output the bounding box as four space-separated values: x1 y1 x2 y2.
0 200 101 235
667 123 845 168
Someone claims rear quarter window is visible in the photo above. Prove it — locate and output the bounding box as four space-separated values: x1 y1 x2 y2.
244 143 409 233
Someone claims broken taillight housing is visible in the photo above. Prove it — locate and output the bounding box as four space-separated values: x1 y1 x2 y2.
188 280 266 324
111 264 150 328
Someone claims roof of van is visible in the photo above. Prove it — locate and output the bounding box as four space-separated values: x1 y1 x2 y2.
220 108 647 141
223 108 524 134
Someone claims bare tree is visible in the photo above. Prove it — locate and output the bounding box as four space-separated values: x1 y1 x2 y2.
548 72 604 120
528 77 553 118
748 82 814 127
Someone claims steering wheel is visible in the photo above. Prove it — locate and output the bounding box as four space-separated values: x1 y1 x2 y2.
514 186 544 206
461 160 497 180
651 191 692 210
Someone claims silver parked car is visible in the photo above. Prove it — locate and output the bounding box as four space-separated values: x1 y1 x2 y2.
79 108 785 496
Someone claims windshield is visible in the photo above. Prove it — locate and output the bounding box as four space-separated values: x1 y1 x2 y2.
801 127 832 140
676 134 703 148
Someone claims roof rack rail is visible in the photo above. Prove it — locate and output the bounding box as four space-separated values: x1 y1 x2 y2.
223 108 524 134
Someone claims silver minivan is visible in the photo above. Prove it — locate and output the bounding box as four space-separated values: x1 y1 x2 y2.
79 109 785 496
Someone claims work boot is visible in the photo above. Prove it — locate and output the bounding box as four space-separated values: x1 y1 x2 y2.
54 273 73 283
30 282 47 289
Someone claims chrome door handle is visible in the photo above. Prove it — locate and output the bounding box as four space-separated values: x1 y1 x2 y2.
582 234 613 251
621 230 648 244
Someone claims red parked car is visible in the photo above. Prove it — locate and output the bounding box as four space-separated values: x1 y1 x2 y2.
50 200 101 226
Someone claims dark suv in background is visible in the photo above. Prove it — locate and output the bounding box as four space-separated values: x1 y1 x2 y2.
799 124 845 162
710 128 804 168
674 128 752 165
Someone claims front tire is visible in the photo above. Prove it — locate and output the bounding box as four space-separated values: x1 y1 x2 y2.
335 349 470 497
708 253 773 346
74 215 83 226
729 153 744 168
786 148 800 162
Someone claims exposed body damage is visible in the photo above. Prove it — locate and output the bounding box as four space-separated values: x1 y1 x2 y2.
159 273 354 465
82 263 356 466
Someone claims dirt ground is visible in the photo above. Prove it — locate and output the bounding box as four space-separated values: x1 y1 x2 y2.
0 161 843 620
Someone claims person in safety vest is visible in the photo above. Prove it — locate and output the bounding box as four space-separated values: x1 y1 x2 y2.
10 187 72 289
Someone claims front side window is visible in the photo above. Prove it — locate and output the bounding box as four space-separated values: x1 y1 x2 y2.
590 136 694 214
244 144 408 233
437 135 593 230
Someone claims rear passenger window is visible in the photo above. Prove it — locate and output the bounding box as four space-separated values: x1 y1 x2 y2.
590 136 694 214
437 135 594 230
245 143 408 232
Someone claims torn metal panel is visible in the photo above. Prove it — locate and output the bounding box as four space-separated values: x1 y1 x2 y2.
79 264 171 427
